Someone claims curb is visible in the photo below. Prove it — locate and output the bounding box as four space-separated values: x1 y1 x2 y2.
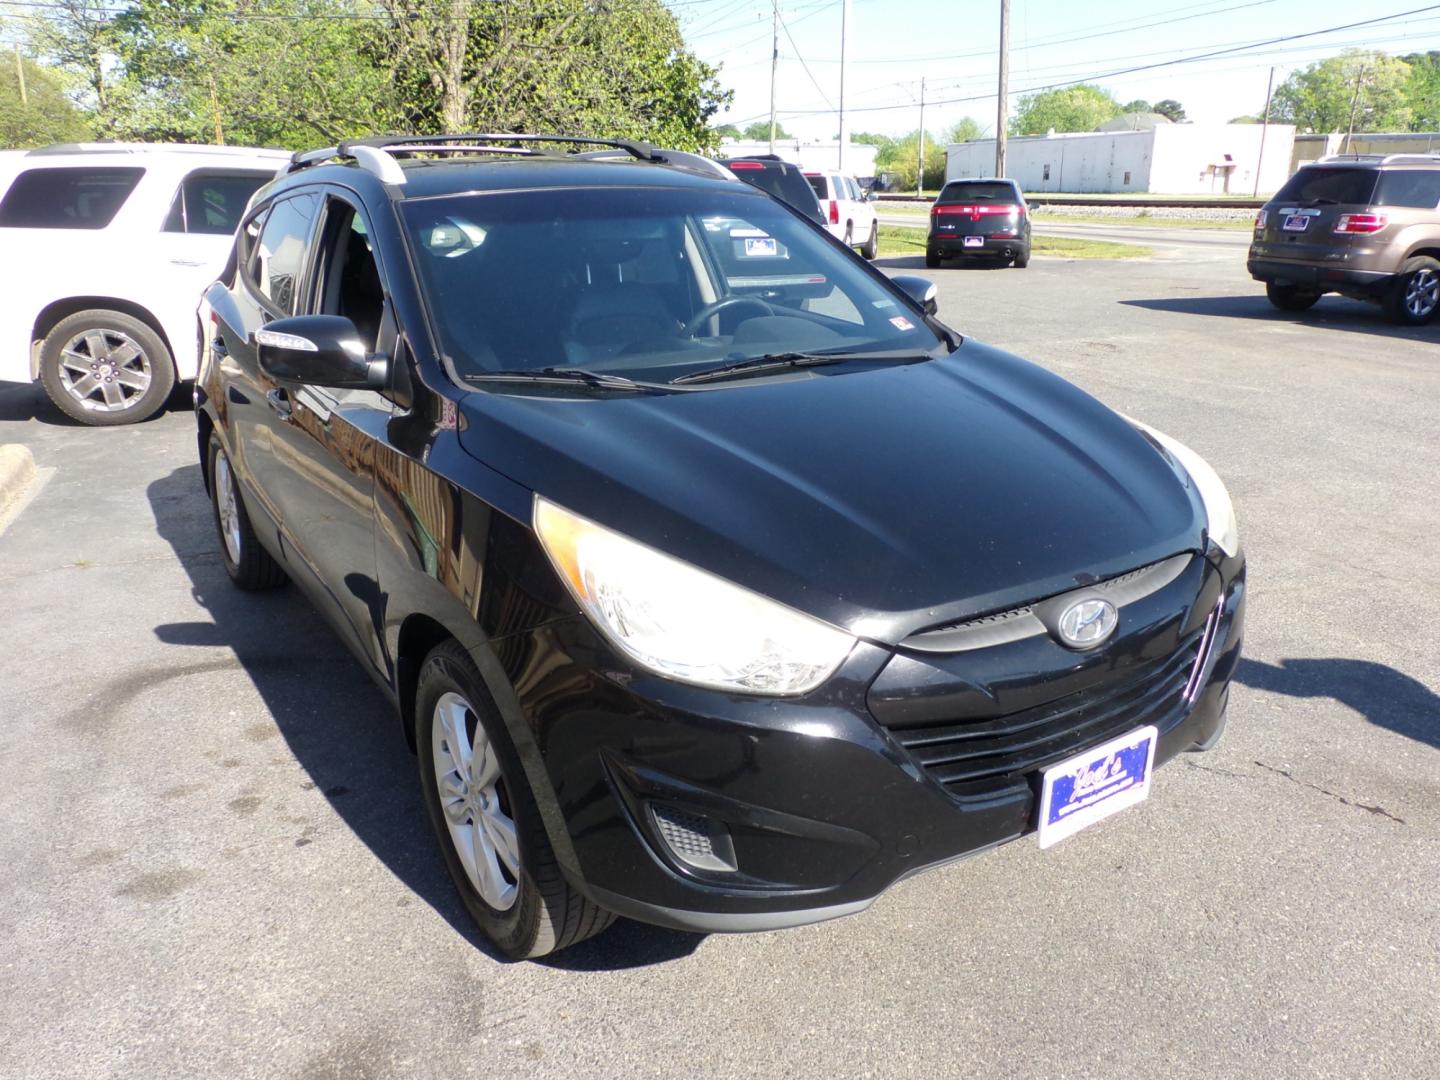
0 444 37 513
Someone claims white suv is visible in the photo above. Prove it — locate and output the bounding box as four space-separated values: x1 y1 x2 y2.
0 143 288 425
804 170 879 259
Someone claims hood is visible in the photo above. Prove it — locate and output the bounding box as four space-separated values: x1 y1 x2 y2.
457 341 1204 644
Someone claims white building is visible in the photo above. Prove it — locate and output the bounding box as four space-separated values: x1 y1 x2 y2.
945 123 1296 195
718 139 880 178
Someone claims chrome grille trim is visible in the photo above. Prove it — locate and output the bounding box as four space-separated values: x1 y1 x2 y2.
903 553 1193 654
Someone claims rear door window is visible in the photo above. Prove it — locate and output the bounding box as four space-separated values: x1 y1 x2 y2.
1272 167 1378 206
249 193 319 314
806 174 827 200
0 167 145 229
163 170 275 235
1375 170 1440 209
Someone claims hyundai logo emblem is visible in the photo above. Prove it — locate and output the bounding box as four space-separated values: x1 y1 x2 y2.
1056 597 1118 649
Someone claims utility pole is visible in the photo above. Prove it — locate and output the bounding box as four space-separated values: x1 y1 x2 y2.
917 77 926 197
1254 65 1275 197
996 0 1009 178
838 0 850 171
769 0 779 154
14 44 26 108
1343 64 1366 155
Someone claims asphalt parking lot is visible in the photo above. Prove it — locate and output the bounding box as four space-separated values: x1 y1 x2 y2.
1 248 1437 1079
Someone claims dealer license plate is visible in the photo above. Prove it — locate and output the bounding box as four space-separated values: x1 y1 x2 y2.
963 235 985 248
1281 214 1310 232
1036 726 1157 849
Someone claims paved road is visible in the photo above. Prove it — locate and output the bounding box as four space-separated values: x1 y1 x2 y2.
1 252 1437 1078
879 212 1253 256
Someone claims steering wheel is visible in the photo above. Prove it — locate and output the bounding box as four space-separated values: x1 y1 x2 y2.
681 296 775 338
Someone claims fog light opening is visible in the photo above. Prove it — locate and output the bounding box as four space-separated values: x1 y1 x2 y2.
649 803 738 874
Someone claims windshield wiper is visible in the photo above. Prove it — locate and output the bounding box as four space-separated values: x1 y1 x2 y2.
462 367 666 392
671 350 932 386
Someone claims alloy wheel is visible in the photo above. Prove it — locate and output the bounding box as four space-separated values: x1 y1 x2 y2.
213 452 242 565
1405 269 1439 319
56 329 152 413
431 691 520 911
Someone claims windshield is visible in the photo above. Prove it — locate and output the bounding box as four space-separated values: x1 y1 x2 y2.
402 186 941 386
1272 166 1377 206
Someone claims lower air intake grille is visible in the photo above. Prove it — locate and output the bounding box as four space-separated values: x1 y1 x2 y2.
880 635 1208 801
649 803 737 873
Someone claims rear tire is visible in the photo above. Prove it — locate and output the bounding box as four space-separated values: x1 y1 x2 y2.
208 432 286 591
925 250 941 269
1265 282 1320 312
1382 256 1440 325
1012 247 1030 269
416 641 615 959
39 310 175 426
861 222 878 260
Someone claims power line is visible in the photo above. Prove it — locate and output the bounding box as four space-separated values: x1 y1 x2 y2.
732 4 1440 121
779 3 833 112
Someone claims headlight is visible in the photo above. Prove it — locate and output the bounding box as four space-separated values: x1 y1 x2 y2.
1133 423 1240 557
533 497 856 694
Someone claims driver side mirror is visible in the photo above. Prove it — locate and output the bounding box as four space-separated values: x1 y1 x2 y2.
890 275 939 317
255 315 388 390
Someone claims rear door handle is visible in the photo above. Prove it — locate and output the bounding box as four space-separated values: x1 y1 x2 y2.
266 387 293 420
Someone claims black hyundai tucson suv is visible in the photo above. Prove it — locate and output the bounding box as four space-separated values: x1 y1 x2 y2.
198 134 1245 959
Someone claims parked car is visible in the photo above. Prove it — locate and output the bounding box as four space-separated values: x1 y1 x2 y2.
0 142 288 424
926 178 1031 268
199 133 1245 960
1248 153 1440 325
719 155 826 227
804 169 879 258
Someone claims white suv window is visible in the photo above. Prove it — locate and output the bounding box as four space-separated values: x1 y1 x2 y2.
163 170 274 235
0 167 145 229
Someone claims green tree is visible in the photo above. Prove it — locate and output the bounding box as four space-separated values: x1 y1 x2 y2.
742 119 789 140
1010 84 1120 135
1228 115 1261 124
1271 50 1413 133
1401 51 1440 130
875 129 945 191
1153 98 1186 122
26 0 121 132
713 123 741 139
0 54 92 148
942 117 983 143
1120 99 1150 113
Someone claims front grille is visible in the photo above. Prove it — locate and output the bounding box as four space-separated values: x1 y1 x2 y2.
879 635 1207 801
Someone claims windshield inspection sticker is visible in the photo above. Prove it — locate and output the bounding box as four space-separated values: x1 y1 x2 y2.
889 315 915 331
743 237 778 257
730 227 769 238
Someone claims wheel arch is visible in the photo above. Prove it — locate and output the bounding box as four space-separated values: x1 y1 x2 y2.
395 612 459 752
1402 246 1440 265
31 297 176 380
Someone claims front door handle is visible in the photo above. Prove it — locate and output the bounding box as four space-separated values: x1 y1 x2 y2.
266 387 293 420
210 335 228 358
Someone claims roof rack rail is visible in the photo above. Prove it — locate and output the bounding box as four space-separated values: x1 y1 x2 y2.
286 133 660 184
1316 151 1440 165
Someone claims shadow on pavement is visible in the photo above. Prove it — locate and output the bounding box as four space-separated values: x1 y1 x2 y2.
1119 295 1438 343
0 381 196 425
874 254 1009 272
146 463 702 969
1236 657 1440 750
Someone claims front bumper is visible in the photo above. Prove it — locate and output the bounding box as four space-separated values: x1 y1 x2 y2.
1247 256 1391 294
500 552 1245 933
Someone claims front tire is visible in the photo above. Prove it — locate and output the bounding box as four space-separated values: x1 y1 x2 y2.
39 310 175 426
208 432 285 590
416 641 615 959
861 222 878 260
1265 282 1320 312
1383 256 1440 325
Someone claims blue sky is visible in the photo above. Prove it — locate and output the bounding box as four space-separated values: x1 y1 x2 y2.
666 0 1440 137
